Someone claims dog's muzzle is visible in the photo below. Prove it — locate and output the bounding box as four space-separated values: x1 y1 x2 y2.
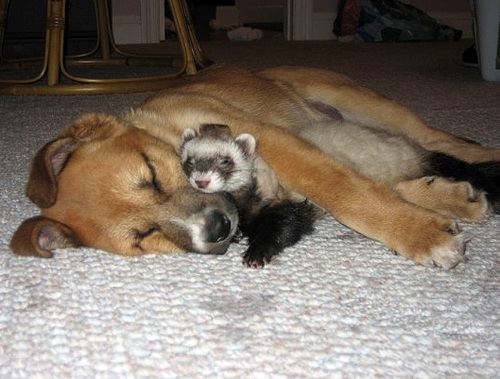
205 210 232 244
191 205 238 255
170 188 239 255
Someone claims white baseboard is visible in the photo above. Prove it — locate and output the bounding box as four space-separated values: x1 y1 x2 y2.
112 16 142 45
111 0 164 45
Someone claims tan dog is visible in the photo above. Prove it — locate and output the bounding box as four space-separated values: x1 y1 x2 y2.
10 66 500 268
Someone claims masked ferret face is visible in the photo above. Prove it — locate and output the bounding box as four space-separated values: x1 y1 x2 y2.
179 124 257 193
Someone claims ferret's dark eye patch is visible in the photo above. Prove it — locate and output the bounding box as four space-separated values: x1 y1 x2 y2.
218 156 233 167
183 158 194 172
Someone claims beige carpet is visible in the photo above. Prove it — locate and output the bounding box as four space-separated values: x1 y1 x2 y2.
1 36 499 378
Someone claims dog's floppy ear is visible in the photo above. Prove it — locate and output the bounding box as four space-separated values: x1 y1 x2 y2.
26 113 127 208
10 216 82 258
26 136 81 208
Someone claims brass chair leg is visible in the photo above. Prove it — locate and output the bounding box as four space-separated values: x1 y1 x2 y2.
0 0 212 95
95 0 111 60
46 0 64 86
169 0 197 74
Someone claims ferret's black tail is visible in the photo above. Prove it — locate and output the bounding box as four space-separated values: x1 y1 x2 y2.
240 200 316 268
425 152 500 213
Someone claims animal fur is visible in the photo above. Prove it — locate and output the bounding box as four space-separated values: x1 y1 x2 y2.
179 123 316 267
300 120 500 210
10 65 500 269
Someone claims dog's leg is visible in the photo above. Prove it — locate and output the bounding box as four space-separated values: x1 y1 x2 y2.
243 124 466 269
259 67 500 163
145 95 466 268
394 177 491 222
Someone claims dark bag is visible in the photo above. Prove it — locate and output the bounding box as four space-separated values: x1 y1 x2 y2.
333 0 462 42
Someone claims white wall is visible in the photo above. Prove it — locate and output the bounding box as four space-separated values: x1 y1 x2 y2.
111 0 164 44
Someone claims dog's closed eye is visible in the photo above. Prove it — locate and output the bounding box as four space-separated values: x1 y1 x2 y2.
132 226 159 251
140 153 166 194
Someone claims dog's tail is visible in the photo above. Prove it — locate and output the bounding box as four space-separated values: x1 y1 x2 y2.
424 152 500 213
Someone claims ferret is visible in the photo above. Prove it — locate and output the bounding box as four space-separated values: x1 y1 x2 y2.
299 121 500 211
179 123 316 267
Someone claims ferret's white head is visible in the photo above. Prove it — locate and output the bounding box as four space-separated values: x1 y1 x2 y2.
179 124 257 193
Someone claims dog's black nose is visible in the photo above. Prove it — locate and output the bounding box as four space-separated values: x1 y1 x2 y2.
205 210 231 243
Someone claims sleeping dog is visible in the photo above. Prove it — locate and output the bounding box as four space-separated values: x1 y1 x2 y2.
10 65 500 269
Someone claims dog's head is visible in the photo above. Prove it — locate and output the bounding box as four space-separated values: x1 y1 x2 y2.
10 113 239 258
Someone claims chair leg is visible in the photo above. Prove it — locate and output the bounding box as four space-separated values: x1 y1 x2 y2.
0 0 212 95
46 0 65 86
95 0 111 60
178 0 214 69
169 0 197 74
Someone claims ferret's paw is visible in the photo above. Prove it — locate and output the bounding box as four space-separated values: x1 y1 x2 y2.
242 245 277 268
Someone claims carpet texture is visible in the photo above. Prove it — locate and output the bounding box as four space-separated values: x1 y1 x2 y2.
1 38 499 378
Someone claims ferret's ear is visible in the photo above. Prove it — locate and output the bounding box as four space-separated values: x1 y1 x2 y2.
181 128 197 143
179 128 197 154
199 123 231 137
235 133 257 156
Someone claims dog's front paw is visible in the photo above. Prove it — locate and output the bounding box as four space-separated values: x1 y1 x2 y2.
427 238 466 269
424 222 467 269
400 218 467 270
